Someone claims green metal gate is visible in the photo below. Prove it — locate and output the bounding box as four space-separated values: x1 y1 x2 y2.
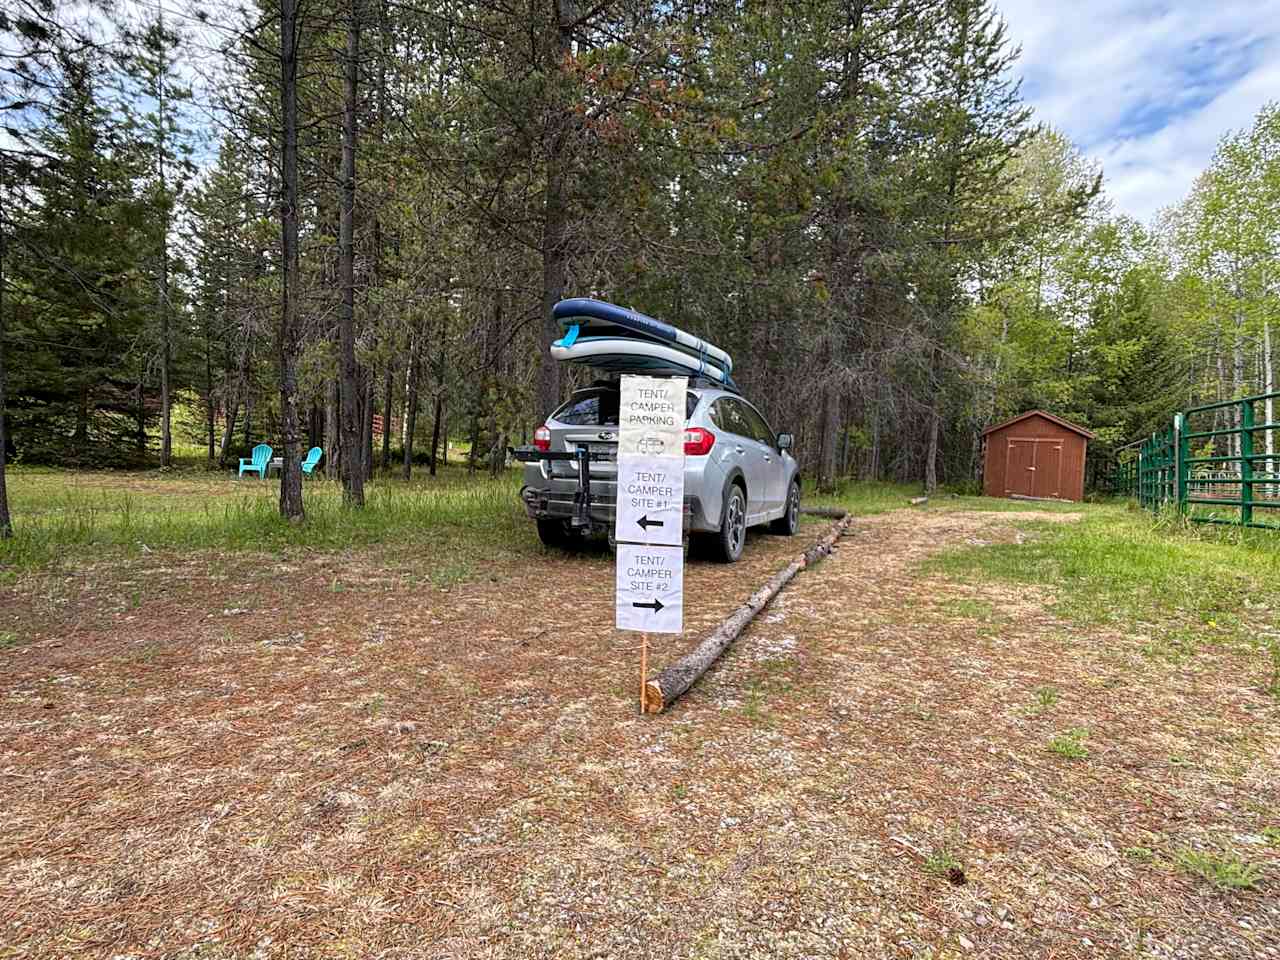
1134 390 1280 530
1138 422 1178 511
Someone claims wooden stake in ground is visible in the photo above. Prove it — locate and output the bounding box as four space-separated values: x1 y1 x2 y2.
639 632 648 713
644 511 853 713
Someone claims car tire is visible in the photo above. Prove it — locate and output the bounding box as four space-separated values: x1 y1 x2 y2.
770 480 801 535
709 483 747 563
536 518 576 549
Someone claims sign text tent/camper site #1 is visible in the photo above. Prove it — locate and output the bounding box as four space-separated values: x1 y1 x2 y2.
614 374 687 647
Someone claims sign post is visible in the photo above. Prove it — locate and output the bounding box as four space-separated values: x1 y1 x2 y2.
614 374 687 711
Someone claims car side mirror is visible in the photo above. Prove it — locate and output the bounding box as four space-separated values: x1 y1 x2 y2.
777 433 793 451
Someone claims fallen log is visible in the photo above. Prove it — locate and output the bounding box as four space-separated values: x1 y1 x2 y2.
643 511 856 713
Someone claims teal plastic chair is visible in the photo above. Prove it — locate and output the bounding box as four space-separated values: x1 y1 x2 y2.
301 446 323 475
238 443 273 478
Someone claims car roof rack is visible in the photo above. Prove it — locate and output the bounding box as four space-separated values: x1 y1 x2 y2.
689 375 739 394
579 373 738 394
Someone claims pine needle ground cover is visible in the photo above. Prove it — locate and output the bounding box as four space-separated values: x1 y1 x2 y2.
1 478 1276 957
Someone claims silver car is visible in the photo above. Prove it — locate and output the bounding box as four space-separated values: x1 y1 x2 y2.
518 379 801 562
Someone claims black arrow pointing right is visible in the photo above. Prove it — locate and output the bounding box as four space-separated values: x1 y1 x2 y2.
637 515 665 530
632 598 665 613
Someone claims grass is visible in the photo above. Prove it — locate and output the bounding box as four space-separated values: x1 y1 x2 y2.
808 480 920 516
1025 686 1060 716
923 847 966 885
940 597 998 620
923 508 1280 676
809 479 1092 518
1174 848 1264 891
1048 727 1090 759
0 464 528 571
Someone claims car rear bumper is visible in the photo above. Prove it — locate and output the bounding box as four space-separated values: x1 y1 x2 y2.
520 481 713 534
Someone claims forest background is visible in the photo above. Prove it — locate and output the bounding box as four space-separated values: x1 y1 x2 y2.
1 0 1277 529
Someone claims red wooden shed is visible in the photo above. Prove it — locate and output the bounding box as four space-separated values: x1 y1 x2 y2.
981 410 1094 502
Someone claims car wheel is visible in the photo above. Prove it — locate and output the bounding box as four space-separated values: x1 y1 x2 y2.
710 484 747 563
536 518 576 549
770 480 801 535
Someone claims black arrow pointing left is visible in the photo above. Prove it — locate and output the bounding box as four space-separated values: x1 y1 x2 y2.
637 514 665 531
632 598 665 613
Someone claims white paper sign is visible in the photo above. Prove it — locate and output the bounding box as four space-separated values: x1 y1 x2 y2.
615 455 684 546
618 375 686 458
615 543 684 634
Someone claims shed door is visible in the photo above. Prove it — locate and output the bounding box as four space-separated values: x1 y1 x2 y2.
1005 439 1036 496
1033 442 1064 498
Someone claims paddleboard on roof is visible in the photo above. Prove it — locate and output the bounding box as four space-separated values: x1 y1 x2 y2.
550 336 736 386
552 298 733 375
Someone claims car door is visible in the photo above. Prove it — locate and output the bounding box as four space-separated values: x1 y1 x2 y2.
738 400 786 514
721 399 773 523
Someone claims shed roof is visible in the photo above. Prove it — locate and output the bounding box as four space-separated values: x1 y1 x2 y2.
981 409 1095 440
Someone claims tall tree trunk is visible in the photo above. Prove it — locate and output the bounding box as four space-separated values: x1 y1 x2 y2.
868 406 880 481
817 380 839 491
159 274 171 465
381 364 393 470
536 1 576 419
325 379 339 479
218 397 240 468
539 185 567 419
338 0 365 506
243 388 253 447
488 296 504 478
429 391 443 477
157 13 173 470
362 378 374 481
1214 349 1227 463
135 363 147 452
924 407 940 494
439 398 448 467
375 0 391 476
402 333 421 481
276 0 305 520
1233 311 1245 474
0 217 11 537
1265 320 1275 483
467 398 481 475
308 403 320 449
205 324 215 461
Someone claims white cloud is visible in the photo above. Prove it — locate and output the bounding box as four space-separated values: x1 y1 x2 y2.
997 0 1280 222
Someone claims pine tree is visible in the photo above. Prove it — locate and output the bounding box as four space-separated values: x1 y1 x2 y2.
7 54 150 462
122 12 198 467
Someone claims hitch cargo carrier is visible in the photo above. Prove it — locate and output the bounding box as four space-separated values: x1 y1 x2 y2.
510 446 611 531
511 445 694 536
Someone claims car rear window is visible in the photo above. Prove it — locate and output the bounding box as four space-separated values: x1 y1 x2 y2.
554 388 699 426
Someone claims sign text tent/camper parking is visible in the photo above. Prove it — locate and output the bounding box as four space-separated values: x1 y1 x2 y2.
614 375 687 707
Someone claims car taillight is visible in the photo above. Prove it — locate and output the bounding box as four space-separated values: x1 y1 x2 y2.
533 424 551 452
684 427 715 456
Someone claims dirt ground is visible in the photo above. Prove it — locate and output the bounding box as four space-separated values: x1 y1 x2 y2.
1 509 1276 958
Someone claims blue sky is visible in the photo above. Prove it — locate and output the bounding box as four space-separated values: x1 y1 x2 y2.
997 0 1280 222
